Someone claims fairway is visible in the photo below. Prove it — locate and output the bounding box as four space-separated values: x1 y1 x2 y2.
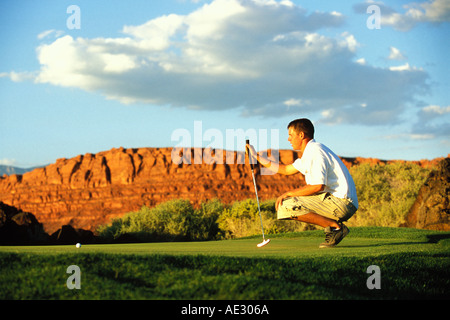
1 227 449 301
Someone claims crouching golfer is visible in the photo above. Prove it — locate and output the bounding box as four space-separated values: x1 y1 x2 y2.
247 118 358 248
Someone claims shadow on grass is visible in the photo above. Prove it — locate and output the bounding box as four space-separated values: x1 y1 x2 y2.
338 241 427 248
426 233 450 243
339 231 450 248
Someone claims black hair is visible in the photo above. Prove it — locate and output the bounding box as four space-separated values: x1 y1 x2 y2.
287 118 315 139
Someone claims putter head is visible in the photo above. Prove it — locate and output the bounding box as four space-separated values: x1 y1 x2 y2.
257 239 271 248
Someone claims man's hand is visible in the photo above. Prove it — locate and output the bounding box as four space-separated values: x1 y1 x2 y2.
246 143 258 164
276 192 290 211
275 184 325 211
246 143 301 176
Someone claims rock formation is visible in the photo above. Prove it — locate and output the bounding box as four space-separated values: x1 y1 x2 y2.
49 224 96 245
406 157 450 231
0 201 97 244
0 201 49 244
0 147 306 233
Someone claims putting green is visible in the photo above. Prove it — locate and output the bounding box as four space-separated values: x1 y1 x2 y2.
0 233 444 258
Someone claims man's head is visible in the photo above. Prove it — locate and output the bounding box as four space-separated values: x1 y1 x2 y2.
287 118 314 150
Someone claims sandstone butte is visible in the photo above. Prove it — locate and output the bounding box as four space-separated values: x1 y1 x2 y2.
0 146 443 234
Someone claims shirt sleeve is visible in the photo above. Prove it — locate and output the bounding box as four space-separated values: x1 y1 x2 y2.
292 158 304 173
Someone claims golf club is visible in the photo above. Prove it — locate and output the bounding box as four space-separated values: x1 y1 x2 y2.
246 139 271 248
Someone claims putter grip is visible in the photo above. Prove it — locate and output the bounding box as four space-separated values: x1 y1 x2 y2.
246 139 254 170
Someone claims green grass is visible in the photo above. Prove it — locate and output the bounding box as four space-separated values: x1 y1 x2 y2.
1 227 449 300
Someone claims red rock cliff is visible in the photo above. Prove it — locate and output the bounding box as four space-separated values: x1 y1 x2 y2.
0 147 306 233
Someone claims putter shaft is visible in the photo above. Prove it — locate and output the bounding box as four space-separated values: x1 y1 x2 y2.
246 139 266 242
251 169 266 241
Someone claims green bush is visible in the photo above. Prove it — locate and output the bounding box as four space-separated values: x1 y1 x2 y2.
97 199 225 242
217 198 315 239
194 198 225 240
349 162 431 227
217 198 262 239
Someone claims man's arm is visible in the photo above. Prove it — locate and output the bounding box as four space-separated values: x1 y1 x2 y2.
247 144 298 175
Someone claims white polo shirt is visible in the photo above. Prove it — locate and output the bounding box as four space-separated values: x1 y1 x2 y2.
292 139 359 209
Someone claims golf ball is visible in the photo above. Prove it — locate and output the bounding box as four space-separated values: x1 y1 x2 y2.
76 243 81 248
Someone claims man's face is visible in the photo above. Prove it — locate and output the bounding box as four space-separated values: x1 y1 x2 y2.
288 127 303 150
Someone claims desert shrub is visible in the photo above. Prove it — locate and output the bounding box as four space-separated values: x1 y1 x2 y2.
349 162 431 227
192 198 225 240
98 199 223 242
217 198 313 239
98 196 322 242
217 198 262 239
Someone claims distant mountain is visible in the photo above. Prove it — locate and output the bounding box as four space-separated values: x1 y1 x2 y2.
0 165 42 176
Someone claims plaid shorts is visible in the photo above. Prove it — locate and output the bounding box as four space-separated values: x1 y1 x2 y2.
277 192 357 222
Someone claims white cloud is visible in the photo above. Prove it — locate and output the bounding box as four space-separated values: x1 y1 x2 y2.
389 62 412 71
0 71 36 82
9 0 429 125
340 32 359 52
383 133 435 140
37 29 65 40
283 98 310 107
36 36 93 88
388 47 406 60
122 14 185 51
412 104 450 139
422 105 450 115
0 158 17 166
102 53 137 73
416 0 450 23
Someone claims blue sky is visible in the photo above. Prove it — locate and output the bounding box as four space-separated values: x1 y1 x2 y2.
0 0 449 168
